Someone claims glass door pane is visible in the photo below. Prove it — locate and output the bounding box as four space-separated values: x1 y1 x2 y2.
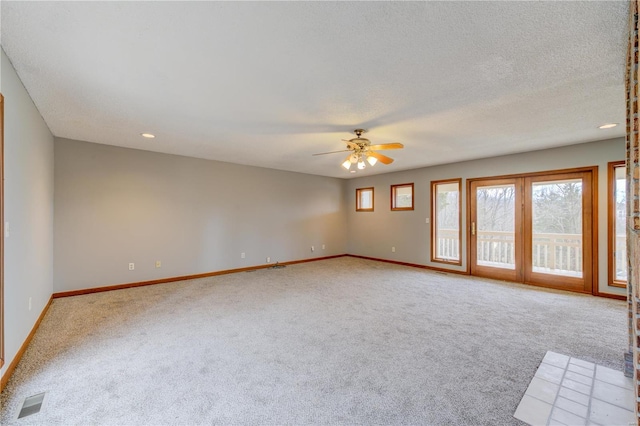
530 179 583 278
476 184 516 270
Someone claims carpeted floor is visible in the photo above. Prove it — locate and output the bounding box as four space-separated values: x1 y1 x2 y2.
0 257 627 425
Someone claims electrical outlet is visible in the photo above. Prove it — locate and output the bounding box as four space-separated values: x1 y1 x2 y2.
425 218 430 224
155 261 161 268
311 246 315 252
29 297 32 311
241 252 245 259
322 244 325 250
129 263 135 270
266 257 270 263
392 247 396 253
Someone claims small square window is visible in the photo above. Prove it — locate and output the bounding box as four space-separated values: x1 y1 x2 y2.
356 187 374 211
391 183 414 211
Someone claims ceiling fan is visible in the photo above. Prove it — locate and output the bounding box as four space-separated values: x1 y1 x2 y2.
312 129 404 172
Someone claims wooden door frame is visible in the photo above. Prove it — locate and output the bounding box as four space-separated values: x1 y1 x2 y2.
523 170 595 294
468 177 523 282
466 166 598 295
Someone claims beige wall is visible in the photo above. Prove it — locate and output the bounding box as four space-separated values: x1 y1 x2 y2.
55 137 625 295
345 138 626 296
0 49 54 377
54 138 348 292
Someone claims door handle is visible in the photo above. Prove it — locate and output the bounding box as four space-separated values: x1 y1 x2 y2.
472 222 476 236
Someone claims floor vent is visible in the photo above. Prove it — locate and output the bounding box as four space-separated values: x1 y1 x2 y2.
270 262 286 269
18 392 45 419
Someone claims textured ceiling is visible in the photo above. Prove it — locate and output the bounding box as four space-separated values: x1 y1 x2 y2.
0 1 628 178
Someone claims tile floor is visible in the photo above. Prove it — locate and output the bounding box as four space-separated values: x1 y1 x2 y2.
514 351 636 426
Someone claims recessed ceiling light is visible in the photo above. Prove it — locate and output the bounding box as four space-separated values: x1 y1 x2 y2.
350 170 356 173
598 123 618 129
141 133 155 138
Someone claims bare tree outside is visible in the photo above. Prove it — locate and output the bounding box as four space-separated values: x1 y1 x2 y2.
532 181 582 235
477 185 515 232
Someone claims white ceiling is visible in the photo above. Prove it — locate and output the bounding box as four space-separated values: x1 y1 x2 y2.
0 1 628 178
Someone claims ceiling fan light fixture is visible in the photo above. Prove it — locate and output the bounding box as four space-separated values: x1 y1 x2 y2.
312 129 403 171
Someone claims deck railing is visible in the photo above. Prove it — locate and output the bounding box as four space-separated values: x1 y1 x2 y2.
435 229 616 276
434 229 460 261
615 234 628 281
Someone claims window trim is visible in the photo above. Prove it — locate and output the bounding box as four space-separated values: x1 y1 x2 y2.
356 187 374 212
390 183 414 211
431 178 462 265
1 93 4 369
608 160 626 288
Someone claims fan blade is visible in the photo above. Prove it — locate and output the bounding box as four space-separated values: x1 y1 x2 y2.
312 149 351 156
368 151 394 164
368 143 404 150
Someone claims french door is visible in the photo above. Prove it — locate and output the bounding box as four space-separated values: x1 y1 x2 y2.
469 169 595 294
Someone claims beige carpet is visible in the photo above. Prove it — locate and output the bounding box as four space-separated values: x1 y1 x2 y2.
0 257 627 425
